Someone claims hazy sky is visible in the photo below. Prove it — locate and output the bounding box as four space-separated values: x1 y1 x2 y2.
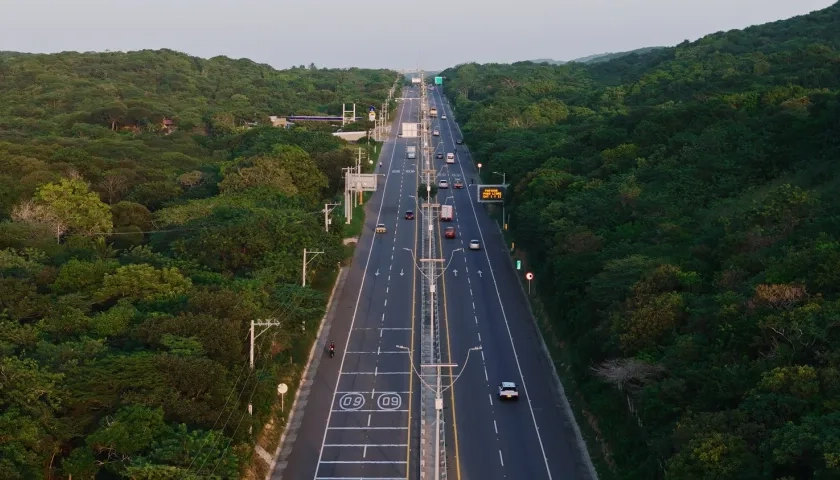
0 0 835 70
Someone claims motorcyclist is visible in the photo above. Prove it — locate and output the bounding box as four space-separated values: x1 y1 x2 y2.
379 162 382 168
329 341 335 352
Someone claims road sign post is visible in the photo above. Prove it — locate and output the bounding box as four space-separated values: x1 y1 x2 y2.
277 383 288 410
526 272 534 294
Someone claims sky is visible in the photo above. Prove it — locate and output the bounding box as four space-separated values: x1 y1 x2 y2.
0 0 835 70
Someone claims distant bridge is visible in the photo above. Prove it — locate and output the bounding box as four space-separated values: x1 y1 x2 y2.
332 131 368 141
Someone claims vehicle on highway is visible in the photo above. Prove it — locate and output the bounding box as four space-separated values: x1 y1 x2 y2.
436 152 444 159
441 114 447 120
498 382 519 400
456 139 463 145
469 239 481 250
329 341 335 357
453 180 464 189
439 179 448 188
433 129 440 136
440 204 453 221
444 226 456 239
446 153 455 164
405 211 414 220
376 224 387 233
406 145 417 159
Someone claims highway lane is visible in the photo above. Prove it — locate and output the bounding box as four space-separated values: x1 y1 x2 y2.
431 89 596 480
274 87 422 480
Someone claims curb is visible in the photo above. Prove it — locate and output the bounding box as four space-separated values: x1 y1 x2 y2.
265 266 349 479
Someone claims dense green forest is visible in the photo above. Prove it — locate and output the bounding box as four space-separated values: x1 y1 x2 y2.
0 49 397 479
442 3 840 479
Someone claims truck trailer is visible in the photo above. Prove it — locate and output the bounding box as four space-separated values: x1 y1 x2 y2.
440 204 453 221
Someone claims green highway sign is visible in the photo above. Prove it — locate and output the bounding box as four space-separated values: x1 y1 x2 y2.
516 260 522 270
434 76 443 85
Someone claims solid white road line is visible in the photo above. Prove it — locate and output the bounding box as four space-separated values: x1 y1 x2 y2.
313 98 407 479
441 90 555 480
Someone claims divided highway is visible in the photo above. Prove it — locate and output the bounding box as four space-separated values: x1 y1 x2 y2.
430 89 596 480
272 84 593 480
273 88 422 480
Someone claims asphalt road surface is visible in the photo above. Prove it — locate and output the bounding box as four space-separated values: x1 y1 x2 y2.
273 87 422 480
429 88 596 480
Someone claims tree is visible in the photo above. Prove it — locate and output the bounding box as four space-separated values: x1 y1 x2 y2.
418 183 438 201
12 178 113 243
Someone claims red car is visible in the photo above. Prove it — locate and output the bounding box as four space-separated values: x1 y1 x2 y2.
405 211 414 220
444 227 456 239
453 180 464 189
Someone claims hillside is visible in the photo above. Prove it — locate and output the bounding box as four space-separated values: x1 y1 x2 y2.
0 49 395 137
442 2 840 479
529 47 665 66
571 46 665 64
0 49 398 479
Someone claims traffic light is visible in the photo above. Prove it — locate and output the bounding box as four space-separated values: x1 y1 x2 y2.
516 260 522 270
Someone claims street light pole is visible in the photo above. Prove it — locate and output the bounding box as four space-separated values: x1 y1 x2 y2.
396 343 481 480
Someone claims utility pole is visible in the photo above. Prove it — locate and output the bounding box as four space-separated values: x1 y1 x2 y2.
323 203 339 232
302 248 323 287
357 149 364 205
248 318 281 433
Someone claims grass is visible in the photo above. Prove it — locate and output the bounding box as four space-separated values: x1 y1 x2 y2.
247 267 341 480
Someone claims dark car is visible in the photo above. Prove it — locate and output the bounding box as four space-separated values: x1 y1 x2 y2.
456 139 463 145
454 180 464 189
436 152 444 159
444 226 456 239
405 211 414 220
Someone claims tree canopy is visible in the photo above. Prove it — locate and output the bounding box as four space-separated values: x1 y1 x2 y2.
0 48 397 479
442 3 840 479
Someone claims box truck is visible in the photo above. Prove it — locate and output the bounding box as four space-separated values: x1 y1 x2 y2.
406 145 416 159
440 204 453 221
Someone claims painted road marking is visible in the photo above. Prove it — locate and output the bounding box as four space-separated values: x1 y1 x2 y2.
313 99 413 480
324 444 407 447
338 393 365 411
340 372 410 375
318 461 407 464
330 409 408 413
442 96 555 479
327 426 408 430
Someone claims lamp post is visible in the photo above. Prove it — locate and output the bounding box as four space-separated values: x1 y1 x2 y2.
396 344 481 480
402 246 462 480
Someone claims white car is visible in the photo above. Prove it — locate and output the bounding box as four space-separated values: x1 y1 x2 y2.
469 239 481 250
498 382 519 400
438 179 449 189
433 129 440 136
442 114 447 120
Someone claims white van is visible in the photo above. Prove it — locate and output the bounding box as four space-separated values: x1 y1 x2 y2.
446 153 455 164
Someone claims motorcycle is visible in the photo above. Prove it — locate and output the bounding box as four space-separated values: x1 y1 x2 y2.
329 344 335 357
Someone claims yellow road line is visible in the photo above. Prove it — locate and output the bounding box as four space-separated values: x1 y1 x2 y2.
437 214 462 480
